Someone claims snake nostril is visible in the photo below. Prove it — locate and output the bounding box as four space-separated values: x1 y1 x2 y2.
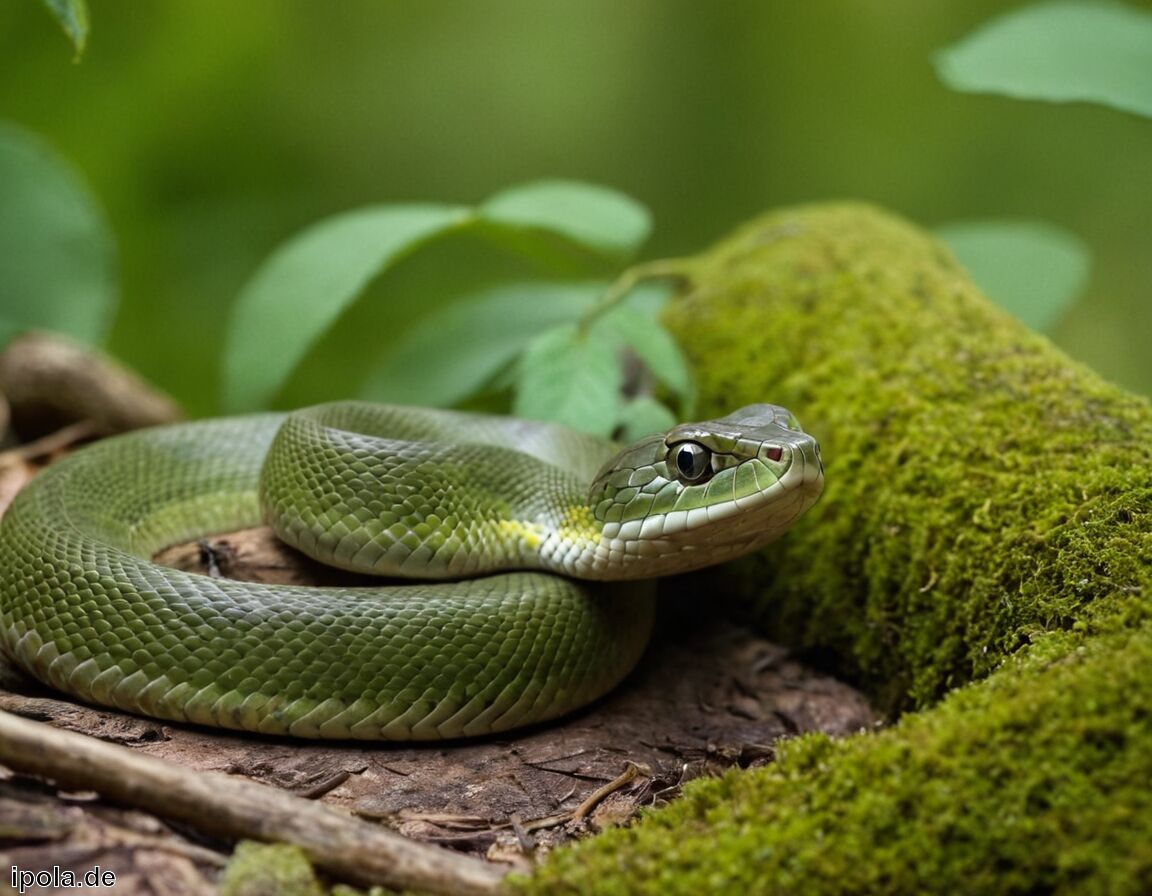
764 445 783 462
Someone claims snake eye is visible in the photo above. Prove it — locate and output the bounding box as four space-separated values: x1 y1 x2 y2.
673 442 712 482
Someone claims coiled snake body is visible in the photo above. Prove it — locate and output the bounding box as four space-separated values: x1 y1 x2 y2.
0 402 822 740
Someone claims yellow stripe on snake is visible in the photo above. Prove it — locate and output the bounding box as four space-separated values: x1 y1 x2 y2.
0 402 822 740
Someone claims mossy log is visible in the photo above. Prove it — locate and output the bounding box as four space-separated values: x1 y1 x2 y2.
517 204 1152 894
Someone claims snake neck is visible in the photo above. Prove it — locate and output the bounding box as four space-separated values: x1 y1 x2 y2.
261 408 603 579
260 400 823 584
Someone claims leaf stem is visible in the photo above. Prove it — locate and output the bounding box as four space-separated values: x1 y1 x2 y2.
578 258 693 335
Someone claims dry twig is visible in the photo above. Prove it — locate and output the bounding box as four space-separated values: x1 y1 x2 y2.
0 709 506 895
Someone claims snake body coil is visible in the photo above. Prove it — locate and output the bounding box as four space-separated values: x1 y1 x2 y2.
0 402 822 740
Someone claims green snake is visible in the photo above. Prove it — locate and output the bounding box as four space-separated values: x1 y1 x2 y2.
0 402 823 740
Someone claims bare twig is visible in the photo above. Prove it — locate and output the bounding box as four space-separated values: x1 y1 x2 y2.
571 761 647 821
508 813 535 853
0 420 98 468
294 770 351 800
0 709 506 896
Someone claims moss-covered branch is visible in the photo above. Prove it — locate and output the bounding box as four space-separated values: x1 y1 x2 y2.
517 203 1152 894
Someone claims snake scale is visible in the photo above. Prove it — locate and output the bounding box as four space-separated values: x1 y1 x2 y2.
0 401 823 740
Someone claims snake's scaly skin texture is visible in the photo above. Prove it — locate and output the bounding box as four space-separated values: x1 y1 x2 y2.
0 402 821 740
261 403 612 579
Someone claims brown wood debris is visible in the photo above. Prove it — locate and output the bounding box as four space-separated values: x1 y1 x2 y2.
0 330 182 441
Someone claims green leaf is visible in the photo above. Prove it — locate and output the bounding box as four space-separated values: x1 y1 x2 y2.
40 0 89 60
594 303 693 399
936 220 1090 331
618 395 678 443
358 281 599 407
221 204 468 411
613 278 675 317
479 180 651 265
222 180 654 413
935 1 1152 119
0 121 117 346
513 324 622 436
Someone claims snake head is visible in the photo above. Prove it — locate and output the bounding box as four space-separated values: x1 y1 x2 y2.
581 404 824 579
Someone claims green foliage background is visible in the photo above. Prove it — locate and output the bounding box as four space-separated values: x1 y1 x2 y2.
2 1 1150 415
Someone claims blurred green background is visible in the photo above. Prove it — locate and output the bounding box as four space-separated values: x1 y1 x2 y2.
2 0 1150 416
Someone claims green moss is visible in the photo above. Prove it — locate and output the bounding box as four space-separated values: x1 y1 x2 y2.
514 204 1152 894
523 616 1152 895
666 202 1151 709
219 841 324 896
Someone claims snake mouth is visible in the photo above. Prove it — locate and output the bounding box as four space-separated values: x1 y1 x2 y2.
697 432 823 542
